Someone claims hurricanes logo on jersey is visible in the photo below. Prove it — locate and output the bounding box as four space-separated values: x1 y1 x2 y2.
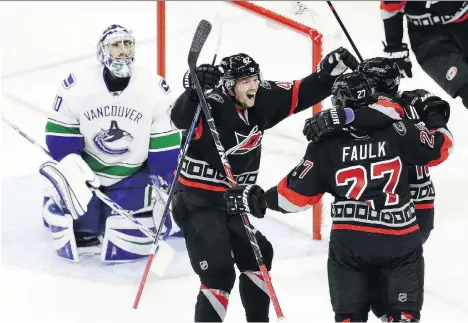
229 126 263 155
92 120 134 155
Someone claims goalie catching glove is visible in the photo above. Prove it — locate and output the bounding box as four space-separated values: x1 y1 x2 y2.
39 154 100 220
224 184 266 218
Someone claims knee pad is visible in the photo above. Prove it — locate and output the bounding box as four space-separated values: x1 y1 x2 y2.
100 212 156 263
239 271 270 322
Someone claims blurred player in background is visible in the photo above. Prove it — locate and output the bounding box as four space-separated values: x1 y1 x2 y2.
381 1 468 108
40 24 181 264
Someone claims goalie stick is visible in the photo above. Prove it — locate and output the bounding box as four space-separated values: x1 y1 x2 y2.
188 19 285 320
133 18 223 309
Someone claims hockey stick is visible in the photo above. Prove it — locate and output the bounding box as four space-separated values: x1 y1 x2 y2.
1 115 161 248
327 1 364 62
132 19 223 309
2 115 51 156
188 19 285 320
132 113 203 309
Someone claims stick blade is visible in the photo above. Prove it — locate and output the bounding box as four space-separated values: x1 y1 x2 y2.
188 19 212 65
149 240 175 277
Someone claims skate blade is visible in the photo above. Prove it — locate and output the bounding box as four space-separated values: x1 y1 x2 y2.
149 240 174 277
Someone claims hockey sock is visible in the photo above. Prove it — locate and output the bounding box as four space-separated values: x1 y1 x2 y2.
195 285 229 322
387 311 419 322
239 271 270 322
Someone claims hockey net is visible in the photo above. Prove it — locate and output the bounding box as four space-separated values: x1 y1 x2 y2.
156 1 342 240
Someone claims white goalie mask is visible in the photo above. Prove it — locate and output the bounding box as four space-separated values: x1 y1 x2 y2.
96 24 135 78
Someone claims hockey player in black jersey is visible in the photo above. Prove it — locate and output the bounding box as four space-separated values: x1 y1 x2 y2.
224 72 454 322
381 1 468 108
304 57 451 245
302 57 452 321
169 47 359 322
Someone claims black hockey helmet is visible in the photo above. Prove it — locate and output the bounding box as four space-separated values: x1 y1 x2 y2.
357 57 400 95
219 53 260 89
331 72 375 109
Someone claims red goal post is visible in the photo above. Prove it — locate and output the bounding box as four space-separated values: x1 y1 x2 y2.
156 1 324 240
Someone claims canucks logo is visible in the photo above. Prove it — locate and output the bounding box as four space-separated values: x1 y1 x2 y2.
92 120 134 155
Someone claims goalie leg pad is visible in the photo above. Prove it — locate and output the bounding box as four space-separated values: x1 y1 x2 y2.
100 212 156 263
43 197 102 262
43 197 80 262
43 182 102 234
42 185 66 228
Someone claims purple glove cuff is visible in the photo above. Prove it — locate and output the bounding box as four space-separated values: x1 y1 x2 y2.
344 108 355 124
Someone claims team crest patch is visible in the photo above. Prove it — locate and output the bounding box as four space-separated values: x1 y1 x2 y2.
392 121 407 136
92 120 134 155
229 126 263 155
62 73 76 89
159 78 170 93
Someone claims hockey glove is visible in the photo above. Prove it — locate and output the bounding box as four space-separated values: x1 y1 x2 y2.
383 42 413 78
303 107 355 143
317 47 359 80
400 89 450 125
183 64 223 92
224 184 266 218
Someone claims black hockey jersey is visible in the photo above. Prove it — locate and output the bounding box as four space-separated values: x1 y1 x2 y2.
363 92 437 236
381 1 468 46
170 72 333 205
381 93 437 234
264 107 453 257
